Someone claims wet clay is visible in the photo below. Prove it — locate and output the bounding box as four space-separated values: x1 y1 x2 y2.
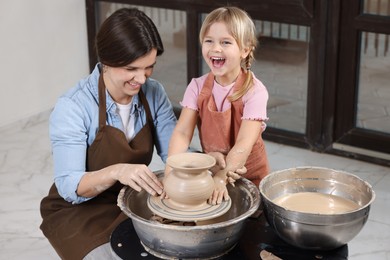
163 153 216 210
273 192 360 214
148 153 233 222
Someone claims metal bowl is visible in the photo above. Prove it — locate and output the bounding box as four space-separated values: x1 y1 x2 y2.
117 172 260 259
259 166 375 250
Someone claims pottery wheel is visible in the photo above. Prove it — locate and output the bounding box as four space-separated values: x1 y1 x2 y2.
147 195 231 222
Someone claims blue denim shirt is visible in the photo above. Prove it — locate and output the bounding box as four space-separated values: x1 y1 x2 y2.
50 64 176 204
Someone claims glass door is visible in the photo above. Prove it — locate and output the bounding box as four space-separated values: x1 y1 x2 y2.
334 0 390 163
86 0 390 165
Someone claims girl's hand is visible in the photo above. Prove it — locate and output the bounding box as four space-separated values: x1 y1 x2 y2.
115 164 163 196
226 166 247 186
207 152 246 186
207 151 226 174
208 173 230 205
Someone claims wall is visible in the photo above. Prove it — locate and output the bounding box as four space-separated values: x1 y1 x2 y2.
0 0 89 128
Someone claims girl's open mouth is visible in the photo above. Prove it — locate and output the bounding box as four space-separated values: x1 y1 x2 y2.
211 57 225 68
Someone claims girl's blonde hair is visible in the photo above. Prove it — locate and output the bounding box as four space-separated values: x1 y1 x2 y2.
199 6 258 102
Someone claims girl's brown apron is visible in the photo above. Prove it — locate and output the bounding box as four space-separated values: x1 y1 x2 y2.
40 74 155 260
197 71 269 186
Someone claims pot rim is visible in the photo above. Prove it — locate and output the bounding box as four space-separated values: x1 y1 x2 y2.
166 152 216 172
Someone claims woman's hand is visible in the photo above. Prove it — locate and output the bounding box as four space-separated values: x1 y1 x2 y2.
208 171 229 205
115 164 163 196
159 165 172 199
77 163 163 198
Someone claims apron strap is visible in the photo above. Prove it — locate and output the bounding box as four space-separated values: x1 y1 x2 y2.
138 89 155 143
138 90 154 128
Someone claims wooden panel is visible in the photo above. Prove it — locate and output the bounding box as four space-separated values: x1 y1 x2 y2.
93 0 315 23
335 0 360 139
86 0 98 71
355 14 390 33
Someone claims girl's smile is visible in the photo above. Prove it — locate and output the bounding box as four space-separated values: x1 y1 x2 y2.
210 56 226 68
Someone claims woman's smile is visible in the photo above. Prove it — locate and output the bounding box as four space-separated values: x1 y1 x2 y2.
126 81 141 90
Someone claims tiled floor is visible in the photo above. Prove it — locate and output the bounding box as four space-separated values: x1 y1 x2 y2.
0 112 389 260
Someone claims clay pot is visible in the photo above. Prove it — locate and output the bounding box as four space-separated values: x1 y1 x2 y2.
164 152 216 210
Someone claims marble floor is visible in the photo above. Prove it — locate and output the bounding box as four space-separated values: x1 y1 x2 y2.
0 112 389 260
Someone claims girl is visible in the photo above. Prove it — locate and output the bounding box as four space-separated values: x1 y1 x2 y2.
167 6 270 205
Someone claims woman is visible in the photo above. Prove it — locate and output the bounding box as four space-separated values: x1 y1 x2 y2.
40 8 176 259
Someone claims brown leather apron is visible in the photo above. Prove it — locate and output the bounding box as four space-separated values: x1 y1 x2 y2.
197 71 269 186
40 74 154 260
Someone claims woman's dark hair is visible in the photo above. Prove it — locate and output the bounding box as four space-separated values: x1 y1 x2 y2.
96 8 164 67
